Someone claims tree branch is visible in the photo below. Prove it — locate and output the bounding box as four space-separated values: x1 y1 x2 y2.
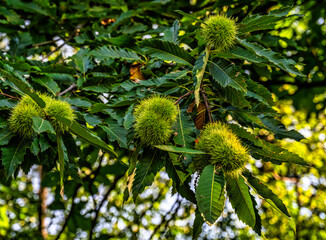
149 196 181 239
42 23 84 62
201 89 213 123
54 184 82 240
0 92 20 99
88 176 121 240
175 90 193 105
58 84 77 96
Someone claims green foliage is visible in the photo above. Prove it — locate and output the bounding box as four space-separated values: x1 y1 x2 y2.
0 0 320 239
195 165 226 225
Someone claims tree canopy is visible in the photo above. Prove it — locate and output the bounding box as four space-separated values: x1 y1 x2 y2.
0 0 326 239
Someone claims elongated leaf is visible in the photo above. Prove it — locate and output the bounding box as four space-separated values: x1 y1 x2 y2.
193 208 204 239
132 150 164 200
166 153 189 184
209 61 246 92
175 10 205 24
194 47 209 106
0 128 13 145
101 118 128 148
71 49 93 74
0 99 16 109
226 175 256 228
245 78 274 106
0 68 45 108
57 135 65 197
91 46 140 62
54 115 117 158
139 39 195 67
32 77 60 95
1 138 29 178
238 7 293 34
259 116 305 141
164 20 180 43
155 145 206 154
250 194 262 236
237 38 305 76
212 47 267 63
229 124 308 166
173 109 196 148
196 165 225 225
32 116 55 134
243 170 290 217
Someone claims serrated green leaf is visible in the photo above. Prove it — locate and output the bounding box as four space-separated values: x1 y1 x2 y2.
30 137 40 156
194 47 209 106
1 138 29 178
0 99 16 109
32 76 60 95
101 118 128 148
173 109 196 148
238 7 292 34
164 20 180 43
132 150 164 200
139 39 195 67
84 114 102 127
208 61 246 92
0 68 46 108
66 98 92 108
123 104 134 129
0 128 13 145
32 116 55 134
237 38 305 77
259 116 305 141
250 193 262 236
229 124 308 166
212 47 267 63
155 145 206 154
71 49 93 74
245 78 275 106
243 170 290 217
175 10 205 24
54 115 117 158
91 46 140 62
166 153 189 184
195 165 225 225
226 175 256 228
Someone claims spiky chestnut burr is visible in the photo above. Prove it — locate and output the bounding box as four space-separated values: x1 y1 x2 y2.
45 99 75 134
201 14 237 52
194 122 249 177
134 96 178 146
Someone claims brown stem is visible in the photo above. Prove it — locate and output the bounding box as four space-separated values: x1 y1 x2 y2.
38 166 48 239
0 92 20 99
42 23 84 62
201 89 213 123
58 84 77 96
175 90 194 105
88 176 121 240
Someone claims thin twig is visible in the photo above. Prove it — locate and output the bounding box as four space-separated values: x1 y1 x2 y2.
42 23 84 62
201 89 213 123
32 38 64 47
175 90 194 105
88 176 121 240
58 84 77 96
0 92 20 99
149 196 181 239
54 184 82 240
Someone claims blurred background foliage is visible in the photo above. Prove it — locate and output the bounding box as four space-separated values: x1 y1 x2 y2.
0 0 326 239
